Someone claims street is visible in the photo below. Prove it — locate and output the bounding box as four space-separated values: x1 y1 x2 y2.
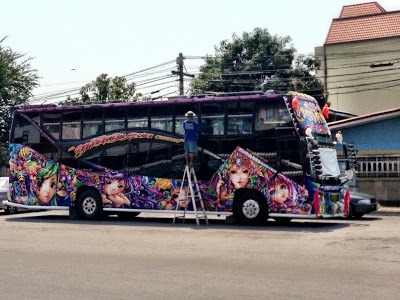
0 210 399 300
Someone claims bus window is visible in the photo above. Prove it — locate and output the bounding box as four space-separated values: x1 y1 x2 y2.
43 112 61 140
105 108 126 133
227 102 253 135
171 148 187 177
126 141 175 177
149 106 173 132
12 113 40 144
200 102 224 135
62 111 81 141
83 109 103 139
101 144 128 170
200 118 214 135
127 106 148 129
256 103 289 132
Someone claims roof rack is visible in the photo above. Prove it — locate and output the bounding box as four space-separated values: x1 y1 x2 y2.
19 104 57 109
191 90 267 98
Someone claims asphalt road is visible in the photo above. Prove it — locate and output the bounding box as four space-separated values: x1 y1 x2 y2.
1 211 399 300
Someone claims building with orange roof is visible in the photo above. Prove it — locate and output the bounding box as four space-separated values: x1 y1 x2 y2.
315 1 400 116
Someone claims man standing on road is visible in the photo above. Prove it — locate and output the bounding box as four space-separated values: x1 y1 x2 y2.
183 111 201 167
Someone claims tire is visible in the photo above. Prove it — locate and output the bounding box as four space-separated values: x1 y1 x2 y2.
353 212 364 219
233 190 269 226
76 190 103 220
4 206 18 215
344 204 354 220
117 212 140 220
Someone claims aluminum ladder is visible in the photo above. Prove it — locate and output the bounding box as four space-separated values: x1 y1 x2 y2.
173 165 209 225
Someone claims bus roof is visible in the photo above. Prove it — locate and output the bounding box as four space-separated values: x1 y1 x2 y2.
16 91 315 113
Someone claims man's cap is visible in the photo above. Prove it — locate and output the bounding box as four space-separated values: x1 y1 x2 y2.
185 110 196 117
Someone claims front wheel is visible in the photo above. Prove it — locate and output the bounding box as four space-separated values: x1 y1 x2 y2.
233 190 269 226
353 212 364 219
76 190 103 220
344 204 354 220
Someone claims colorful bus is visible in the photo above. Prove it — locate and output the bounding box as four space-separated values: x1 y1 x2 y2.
5 91 353 225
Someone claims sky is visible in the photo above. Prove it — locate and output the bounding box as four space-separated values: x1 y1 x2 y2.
2 0 399 103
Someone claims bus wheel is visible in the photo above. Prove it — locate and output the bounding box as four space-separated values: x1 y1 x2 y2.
344 204 354 220
233 190 268 226
4 206 18 215
76 190 103 220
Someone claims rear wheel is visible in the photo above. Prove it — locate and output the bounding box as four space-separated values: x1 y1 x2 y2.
76 190 103 220
4 206 18 215
233 190 268 226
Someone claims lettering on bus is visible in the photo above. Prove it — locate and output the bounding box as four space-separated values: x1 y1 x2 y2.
154 135 184 144
68 132 184 158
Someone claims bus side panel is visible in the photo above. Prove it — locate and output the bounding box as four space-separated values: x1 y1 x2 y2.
74 169 221 212
210 147 313 215
8 144 222 212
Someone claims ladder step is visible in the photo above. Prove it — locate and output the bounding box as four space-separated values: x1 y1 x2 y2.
173 165 209 225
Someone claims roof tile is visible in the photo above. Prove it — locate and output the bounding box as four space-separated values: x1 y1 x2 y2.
340 2 385 18
325 2 400 44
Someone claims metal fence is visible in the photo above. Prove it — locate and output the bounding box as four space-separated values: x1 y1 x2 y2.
357 155 400 178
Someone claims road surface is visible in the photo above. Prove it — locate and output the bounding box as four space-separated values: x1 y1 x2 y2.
0 211 399 299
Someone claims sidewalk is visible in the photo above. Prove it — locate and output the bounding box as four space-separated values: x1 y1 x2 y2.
372 205 400 216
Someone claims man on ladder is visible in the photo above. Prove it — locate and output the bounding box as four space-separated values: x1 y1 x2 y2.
173 111 208 225
182 110 201 167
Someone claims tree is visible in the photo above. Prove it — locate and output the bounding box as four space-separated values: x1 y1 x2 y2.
189 28 325 106
0 37 39 166
78 73 136 104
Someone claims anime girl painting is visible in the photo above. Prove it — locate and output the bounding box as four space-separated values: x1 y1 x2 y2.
30 160 58 206
268 174 311 214
209 147 268 212
9 145 59 206
101 171 137 208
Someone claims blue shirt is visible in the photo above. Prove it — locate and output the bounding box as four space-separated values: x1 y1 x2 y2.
183 120 201 142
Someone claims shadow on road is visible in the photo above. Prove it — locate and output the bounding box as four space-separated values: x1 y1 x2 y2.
1 210 383 233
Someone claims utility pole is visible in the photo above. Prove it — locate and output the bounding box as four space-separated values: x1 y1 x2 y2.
171 53 195 95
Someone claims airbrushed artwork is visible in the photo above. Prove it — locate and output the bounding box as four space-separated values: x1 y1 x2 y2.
9 143 320 216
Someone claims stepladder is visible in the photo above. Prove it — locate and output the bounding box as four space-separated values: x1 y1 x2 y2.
173 165 209 225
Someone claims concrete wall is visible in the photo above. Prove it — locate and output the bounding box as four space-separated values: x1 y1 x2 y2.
358 178 400 205
315 37 400 116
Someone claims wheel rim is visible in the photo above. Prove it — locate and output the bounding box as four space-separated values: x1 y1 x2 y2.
82 196 97 215
242 199 260 219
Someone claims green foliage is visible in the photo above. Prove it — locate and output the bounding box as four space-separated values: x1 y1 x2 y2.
0 36 39 167
189 27 325 106
78 73 136 103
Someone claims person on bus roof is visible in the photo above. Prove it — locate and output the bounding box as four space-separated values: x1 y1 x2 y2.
183 111 201 167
